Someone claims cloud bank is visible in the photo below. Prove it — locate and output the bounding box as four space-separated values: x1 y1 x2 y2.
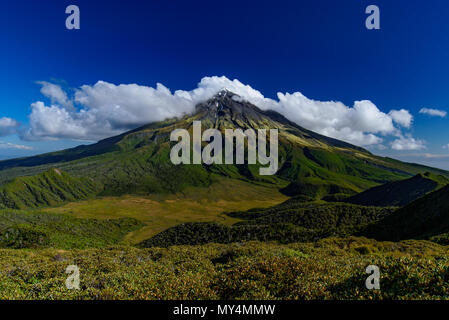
22 76 423 150
0 117 20 137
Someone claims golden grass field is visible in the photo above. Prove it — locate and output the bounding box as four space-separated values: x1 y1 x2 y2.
44 178 288 244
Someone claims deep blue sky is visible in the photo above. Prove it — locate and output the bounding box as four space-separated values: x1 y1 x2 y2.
1 0 449 169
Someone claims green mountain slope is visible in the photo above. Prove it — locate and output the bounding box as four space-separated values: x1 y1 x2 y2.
138 222 326 247
362 184 449 241
344 172 449 207
0 210 143 249
139 199 396 247
228 199 396 235
0 90 446 207
0 168 99 209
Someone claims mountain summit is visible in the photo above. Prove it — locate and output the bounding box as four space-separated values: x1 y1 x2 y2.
191 90 368 152
194 90 275 129
0 90 446 207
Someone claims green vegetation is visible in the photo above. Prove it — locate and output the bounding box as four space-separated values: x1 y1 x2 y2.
0 169 99 209
138 222 326 247
1 238 449 299
344 172 449 207
363 184 449 241
0 210 143 249
43 179 288 244
278 146 403 201
228 199 396 236
0 92 448 300
138 200 395 247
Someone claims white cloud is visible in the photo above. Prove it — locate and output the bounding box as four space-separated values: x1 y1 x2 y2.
389 109 413 128
391 135 426 151
419 107 447 118
443 144 449 149
23 102 95 141
0 117 20 136
24 76 415 148
269 93 395 146
37 81 73 110
0 142 32 150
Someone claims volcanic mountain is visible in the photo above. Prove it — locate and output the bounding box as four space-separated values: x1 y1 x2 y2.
0 90 446 208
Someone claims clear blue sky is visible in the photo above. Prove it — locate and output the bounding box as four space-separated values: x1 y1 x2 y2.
1 0 449 169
